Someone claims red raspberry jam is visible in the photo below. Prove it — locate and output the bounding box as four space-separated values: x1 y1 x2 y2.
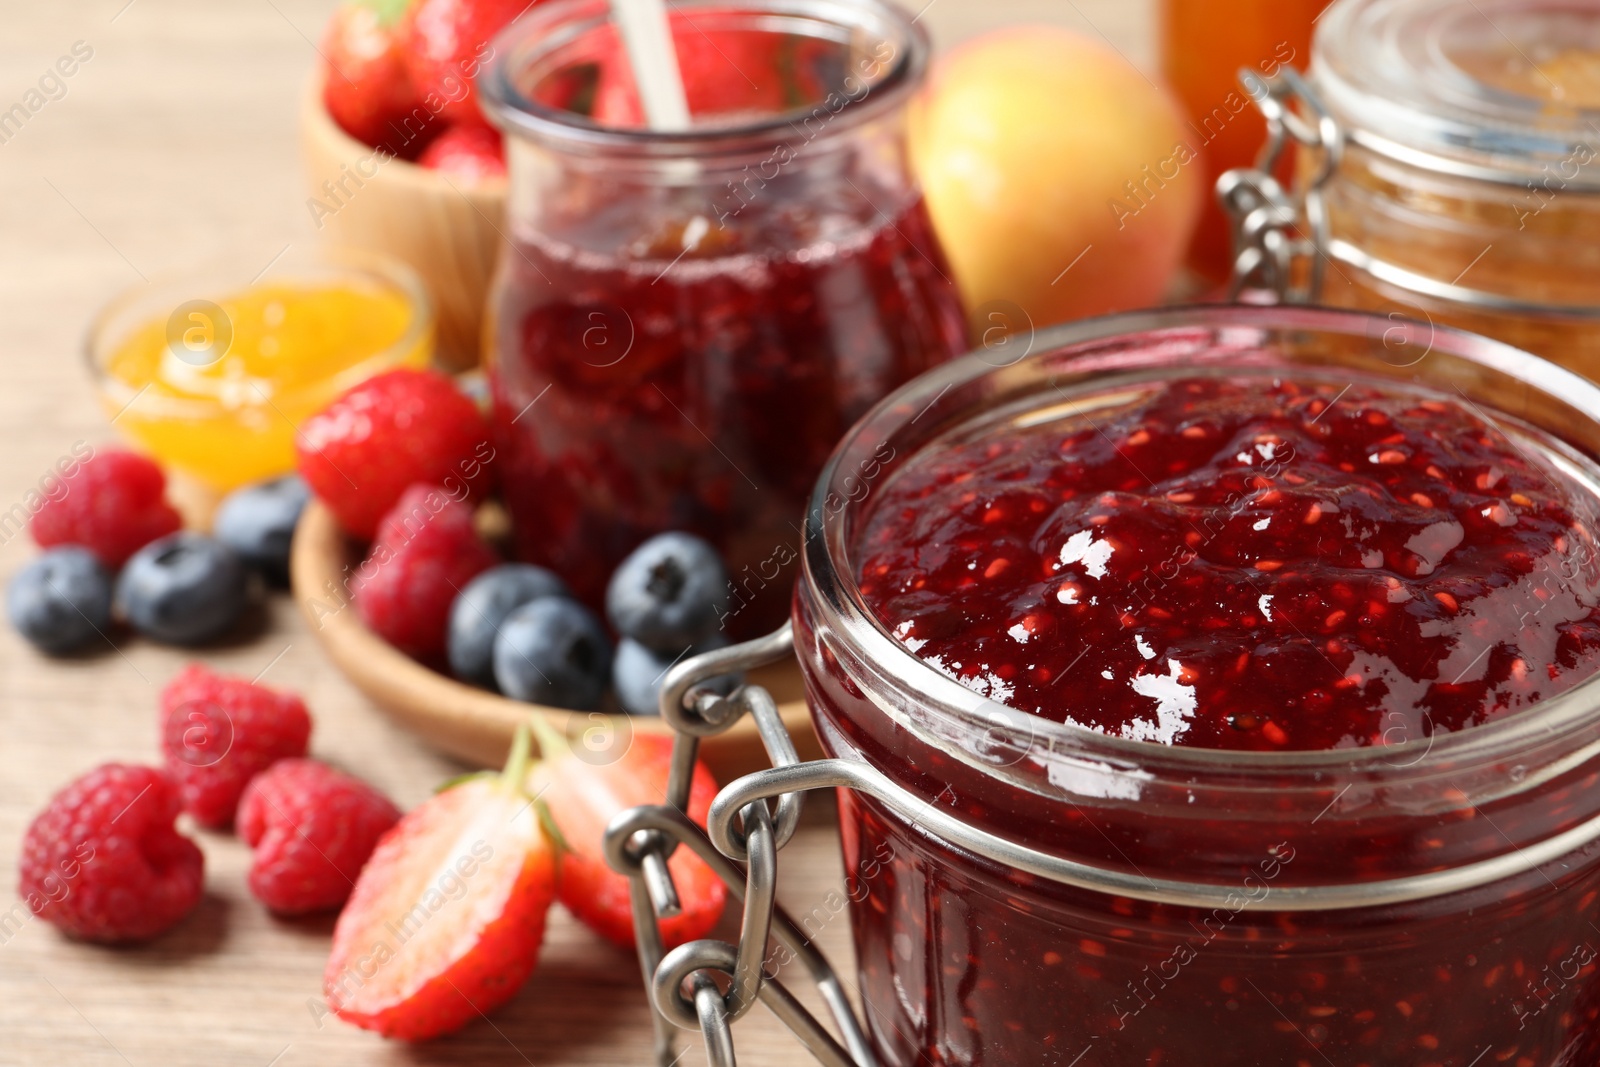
490 199 965 634
856 376 1600 751
794 322 1600 1067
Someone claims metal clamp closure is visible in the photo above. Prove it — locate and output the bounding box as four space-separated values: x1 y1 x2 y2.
604 622 879 1067
1221 66 1600 321
1218 66 1342 304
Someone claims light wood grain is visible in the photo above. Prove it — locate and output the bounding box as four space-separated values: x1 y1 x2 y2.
0 2 1153 1065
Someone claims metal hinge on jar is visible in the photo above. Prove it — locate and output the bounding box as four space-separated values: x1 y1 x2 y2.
1218 66 1343 304
1221 66 1600 320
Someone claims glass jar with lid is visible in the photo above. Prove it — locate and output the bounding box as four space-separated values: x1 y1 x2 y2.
1222 0 1600 375
478 0 967 636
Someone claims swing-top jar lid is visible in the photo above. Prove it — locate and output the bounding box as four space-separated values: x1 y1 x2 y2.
1314 0 1600 186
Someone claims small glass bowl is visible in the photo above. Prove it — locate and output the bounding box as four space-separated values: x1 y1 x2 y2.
86 245 433 491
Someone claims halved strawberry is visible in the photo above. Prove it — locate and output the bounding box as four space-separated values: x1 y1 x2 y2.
531 725 726 950
324 726 555 1042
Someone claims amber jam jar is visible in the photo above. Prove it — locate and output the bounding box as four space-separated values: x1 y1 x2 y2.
1227 0 1600 376
793 305 1600 1066
479 0 966 634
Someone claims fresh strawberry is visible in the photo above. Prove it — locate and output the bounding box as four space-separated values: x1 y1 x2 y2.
532 725 726 950
325 725 555 1041
401 0 533 129
295 367 494 540
418 123 506 181
589 22 809 128
322 0 424 154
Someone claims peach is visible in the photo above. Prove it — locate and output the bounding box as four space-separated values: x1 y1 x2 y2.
910 26 1205 337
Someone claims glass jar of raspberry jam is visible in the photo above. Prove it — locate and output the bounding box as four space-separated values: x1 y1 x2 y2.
1224 0 1600 377
479 0 967 634
793 305 1600 1066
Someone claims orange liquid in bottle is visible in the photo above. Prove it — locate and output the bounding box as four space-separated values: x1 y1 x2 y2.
1160 0 1331 286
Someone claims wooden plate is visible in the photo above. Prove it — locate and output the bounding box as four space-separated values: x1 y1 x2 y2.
289 500 820 781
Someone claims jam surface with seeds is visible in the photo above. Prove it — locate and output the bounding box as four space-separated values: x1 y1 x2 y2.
856 375 1600 750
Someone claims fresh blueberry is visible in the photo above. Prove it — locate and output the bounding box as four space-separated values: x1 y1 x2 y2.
605 532 729 652
7 547 113 655
212 475 310 585
448 564 569 688
115 533 250 646
612 634 742 716
493 597 613 710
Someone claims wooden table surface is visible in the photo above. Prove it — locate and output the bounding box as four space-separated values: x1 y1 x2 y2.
0 2 1152 1064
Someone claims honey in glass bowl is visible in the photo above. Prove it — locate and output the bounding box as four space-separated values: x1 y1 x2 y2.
89 247 432 490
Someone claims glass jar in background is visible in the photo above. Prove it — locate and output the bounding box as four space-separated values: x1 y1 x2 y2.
479 0 967 636
1225 0 1600 376
794 305 1600 1066
1159 0 1331 286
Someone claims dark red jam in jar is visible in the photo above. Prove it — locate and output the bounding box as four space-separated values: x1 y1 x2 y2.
481 0 967 633
793 307 1600 1066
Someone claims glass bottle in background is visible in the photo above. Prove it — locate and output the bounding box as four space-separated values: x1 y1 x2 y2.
480 0 967 638
1160 0 1331 287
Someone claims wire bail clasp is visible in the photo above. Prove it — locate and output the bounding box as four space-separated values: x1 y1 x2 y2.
603 622 879 1067
1218 65 1344 304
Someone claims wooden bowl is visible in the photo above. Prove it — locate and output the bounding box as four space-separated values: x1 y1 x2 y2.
299 77 505 372
289 499 820 781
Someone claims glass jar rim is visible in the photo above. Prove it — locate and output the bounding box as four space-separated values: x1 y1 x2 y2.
800 303 1600 781
85 245 433 423
479 0 927 159
1313 0 1600 186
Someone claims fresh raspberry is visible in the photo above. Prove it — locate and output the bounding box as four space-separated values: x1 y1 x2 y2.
354 483 498 660
17 764 204 943
160 664 313 829
237 759 401 915
295 368 494 539
30 449 183 568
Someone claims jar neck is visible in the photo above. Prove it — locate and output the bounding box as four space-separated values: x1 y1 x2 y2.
500 105 917 232
481 0 927 164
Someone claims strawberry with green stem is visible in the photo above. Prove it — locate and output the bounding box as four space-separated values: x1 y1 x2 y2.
321 0 424 155
529 719 727 951
324 723 555 1042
